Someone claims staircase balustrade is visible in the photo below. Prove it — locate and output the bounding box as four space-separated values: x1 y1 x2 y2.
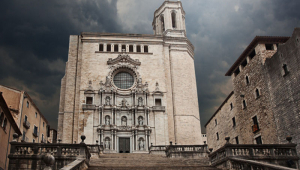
166 144 209 158
209 143 299 170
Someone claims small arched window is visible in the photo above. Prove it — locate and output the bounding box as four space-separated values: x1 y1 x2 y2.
246 76 250 85
255 89 260 98
242 100 247 109
171 12 176 28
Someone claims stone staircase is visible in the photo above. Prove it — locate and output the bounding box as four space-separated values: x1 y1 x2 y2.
88 153 219 170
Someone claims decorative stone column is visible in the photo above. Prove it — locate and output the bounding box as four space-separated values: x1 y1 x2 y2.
101 130 104 143
132 131 135 151
145 131 148 151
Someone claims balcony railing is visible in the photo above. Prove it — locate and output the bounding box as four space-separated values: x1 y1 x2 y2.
252 124 259 133
33 132 38 137
23 120 30 129
152 106 165 112
82 104 96 110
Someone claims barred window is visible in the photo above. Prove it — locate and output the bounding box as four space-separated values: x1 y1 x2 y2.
113 72 134 89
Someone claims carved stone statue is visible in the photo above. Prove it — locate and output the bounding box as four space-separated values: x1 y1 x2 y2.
105 96 110 105
138 97 143 107
139 139 144 150
137 78 142 85
138 116 143 125
155 82 159 91
105 138 110 149
105 116 110 125
105 76 111 86
121 116 127 126
121 98 127 107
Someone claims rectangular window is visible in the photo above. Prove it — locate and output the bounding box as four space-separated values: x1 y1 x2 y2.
24 115 28 122
43 122 45 127
129 45 133 52
232 117 236 127
255 136 262 144
230 103 233 110
252 116 260 133
137 45 141 52
34 125 38 136
283 64 289 76
33 139 35 143
235 136 239 144
249 49 256 59
242 100 247 109
35 112 37 118
27 101 29 108
234 68 240 76
86 97 93 104
114 44 119 52
155 99 162 106
265 44 274 50
99 44 104 51
215 119 217 126
122 45 126 52
144 46 149 53
107 44 111 52
22 131 26 141
216 132 219 140
241 59 247 67
42 134 44 142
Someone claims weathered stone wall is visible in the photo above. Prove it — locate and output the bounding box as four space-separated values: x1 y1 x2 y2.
206 92 237 150
265 28 300 157
231 44 279 145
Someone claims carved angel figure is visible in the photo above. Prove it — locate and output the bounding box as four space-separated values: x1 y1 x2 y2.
105 138 110 149
105 116 110 125
121 98 127 107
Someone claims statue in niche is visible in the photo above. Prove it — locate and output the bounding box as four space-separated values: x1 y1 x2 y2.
121 98 127 107
105 138 110 149
155 82 159 91
121 116 127 126
138 116 143 125
105 116 110 125
138 97 143 107
105 96 111 105
139 139 144 150
105 76 111 86
137 78 142 85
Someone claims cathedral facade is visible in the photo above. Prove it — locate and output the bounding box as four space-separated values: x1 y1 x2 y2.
57 0 203 153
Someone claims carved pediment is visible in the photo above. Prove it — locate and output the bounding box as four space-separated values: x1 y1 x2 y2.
107 54 141 66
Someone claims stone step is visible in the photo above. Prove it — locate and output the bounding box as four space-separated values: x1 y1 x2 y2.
88 153 218 170
88 166 219 170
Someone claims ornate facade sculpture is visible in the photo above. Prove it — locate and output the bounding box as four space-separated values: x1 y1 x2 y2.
105 138 110 149
105 96 110 106
138 116 143 126
105 116 110 125
139 138 144 150
121 116 127 126
138 97 143 107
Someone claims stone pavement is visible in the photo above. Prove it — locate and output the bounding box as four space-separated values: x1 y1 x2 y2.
88 154 219 170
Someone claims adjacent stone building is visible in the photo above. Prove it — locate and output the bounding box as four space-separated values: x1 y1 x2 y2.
57 0 203 153
0 85 49 143
48 129 57 143
0 92 22 170
205 28 300 155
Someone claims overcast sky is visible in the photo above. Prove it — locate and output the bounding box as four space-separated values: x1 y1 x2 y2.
0 0 300 133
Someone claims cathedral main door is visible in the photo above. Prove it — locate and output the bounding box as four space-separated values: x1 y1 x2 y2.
119 138 130 153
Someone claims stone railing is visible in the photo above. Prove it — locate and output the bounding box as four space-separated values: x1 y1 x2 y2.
149 144 166 156
8 134 91 170
166 142 209 158
230 157 298 170
82 104 96 110
87 144 103 158
209 137 299 170
152 106 165 112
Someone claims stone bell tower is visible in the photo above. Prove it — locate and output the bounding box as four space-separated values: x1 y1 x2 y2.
152 0 203 145
152 0 187 37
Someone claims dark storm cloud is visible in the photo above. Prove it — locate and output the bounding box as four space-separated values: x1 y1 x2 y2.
1 0 300 133
0 0 121 128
